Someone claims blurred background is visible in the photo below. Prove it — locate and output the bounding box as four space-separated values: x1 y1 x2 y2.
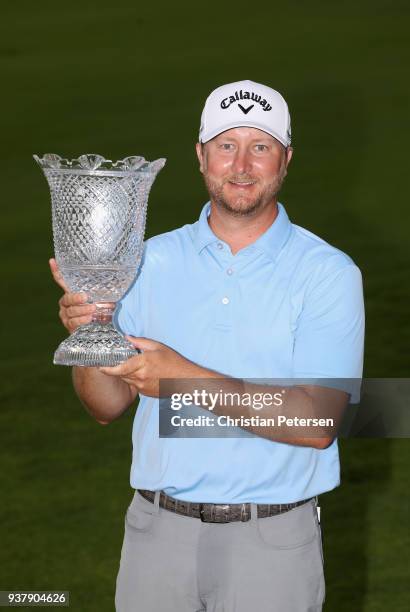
1 0 409 610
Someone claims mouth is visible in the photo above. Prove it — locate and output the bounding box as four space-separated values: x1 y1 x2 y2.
227 180 257 188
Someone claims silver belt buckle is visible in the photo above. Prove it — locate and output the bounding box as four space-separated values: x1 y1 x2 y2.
199 503 231 523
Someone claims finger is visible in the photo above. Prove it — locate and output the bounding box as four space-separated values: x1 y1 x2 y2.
49 258 70 292
60 292 89 307
98 365 125 377
125 336 160 351
99 354 143 376
98 364 138 377
122 378 146 392
68 315 94 331
66 304 96 318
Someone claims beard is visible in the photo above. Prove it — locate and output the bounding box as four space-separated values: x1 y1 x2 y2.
202 165 288 217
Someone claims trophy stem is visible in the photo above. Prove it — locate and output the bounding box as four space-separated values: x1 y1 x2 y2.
53 303 137 367
92 302 116 324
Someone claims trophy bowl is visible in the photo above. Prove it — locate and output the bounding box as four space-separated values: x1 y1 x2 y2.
34 153 166 367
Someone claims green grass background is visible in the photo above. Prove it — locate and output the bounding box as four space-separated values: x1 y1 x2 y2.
1 0 409 610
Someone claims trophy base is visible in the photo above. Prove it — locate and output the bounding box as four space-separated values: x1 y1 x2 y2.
54 322 137 367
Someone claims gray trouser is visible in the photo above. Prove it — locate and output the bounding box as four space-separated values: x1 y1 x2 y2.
115 490 325 612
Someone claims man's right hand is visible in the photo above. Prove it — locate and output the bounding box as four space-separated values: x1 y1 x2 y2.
49 258 96 333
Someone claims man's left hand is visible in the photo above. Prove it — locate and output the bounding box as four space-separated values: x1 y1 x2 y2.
99 337 204 397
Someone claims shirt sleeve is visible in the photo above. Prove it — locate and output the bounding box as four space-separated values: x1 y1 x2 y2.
292 263 365 402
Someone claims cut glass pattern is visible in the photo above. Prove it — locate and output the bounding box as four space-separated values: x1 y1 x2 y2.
34 153 166 366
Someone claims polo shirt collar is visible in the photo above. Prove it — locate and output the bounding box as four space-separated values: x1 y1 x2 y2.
193 201 292 262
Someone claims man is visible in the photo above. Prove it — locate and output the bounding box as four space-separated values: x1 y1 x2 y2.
50 79 364 611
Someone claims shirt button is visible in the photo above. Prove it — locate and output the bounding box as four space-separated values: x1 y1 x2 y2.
226 268 233 275
217 242 223 250
222 297 230 305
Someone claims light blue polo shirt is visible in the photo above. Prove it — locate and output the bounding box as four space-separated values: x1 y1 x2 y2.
114 201 365 503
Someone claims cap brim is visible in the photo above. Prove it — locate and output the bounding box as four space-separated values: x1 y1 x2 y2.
200 121 289 148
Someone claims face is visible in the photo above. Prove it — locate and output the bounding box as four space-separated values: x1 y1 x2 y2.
196 127 293 217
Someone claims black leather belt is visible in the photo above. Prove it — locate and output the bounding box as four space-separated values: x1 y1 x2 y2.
137 489 312 523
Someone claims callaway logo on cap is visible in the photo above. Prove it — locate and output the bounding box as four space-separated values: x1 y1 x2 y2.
199 79 291 148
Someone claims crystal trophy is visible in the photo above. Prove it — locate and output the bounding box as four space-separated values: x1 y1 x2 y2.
34 153 165 367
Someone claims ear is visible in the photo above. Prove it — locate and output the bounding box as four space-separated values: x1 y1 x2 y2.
196 142 205 174
285 146 293 167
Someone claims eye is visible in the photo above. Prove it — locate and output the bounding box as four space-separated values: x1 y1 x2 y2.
219 143 235 151
254 144 269 152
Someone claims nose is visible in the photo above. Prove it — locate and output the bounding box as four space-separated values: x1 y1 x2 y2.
231 147 252 175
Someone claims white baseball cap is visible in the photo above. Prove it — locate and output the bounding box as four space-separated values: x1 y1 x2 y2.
199 79 291 148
